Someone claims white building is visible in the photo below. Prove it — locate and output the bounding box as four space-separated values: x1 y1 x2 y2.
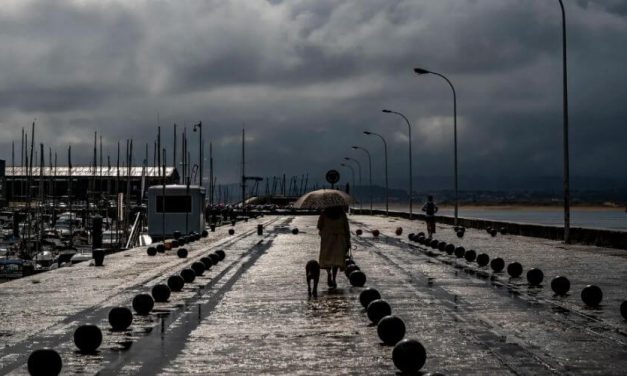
147 185 206 240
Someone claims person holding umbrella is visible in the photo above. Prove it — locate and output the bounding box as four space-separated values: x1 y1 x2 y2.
317 206 351 289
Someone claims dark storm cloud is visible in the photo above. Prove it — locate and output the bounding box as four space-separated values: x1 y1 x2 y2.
0 0 626 190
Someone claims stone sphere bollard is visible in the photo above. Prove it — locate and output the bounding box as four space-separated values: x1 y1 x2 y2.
464 250 477 262
430 239 440 249
73 324 103 353
417 236 426 244
194 233 201 241
167 275 185 292
359 288 381 308
180 268 196 283
147 247 157 256
171 240 179 248
108 307 133 331
173 231 181 239
445 244 455 255
372 229 380 238
551 276 571 295
156 244 166 253
292 228 299 235
377 315 406 345
507 262 523 278
228 229 235 235
356 229 363 236
408 233 416 241
201 230 209 238
209 253 220 265
177 248 188 258
349 270 367 287
200 257 213 270
490 258 505 273
456 230 464 238
526 268 544 286
620 301 627 320
367 299 392 324
151 284 171 302
392 339 427 373
132 293 154 315
191 262 206 276
581 285 603 307
499 227 507 235
437 242 447 252
28 349 62 376
454 246 466 259
476 253 490 267
417 232 425 238
395 227 403 236
216 250 226 261
178 237 186 245
490 228 498 237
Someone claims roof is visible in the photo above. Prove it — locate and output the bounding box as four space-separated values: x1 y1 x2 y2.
5 166 177 178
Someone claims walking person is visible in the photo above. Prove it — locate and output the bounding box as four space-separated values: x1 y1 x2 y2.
317 206 350 289
422 195 439 239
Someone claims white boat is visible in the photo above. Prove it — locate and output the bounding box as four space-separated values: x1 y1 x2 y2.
70 251 92 264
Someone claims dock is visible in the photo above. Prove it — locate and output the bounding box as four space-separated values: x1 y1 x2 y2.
1 214 626 375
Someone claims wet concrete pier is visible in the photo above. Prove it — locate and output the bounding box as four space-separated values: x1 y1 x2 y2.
1 215 626 375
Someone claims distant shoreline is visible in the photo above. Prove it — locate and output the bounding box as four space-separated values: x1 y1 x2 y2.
380 203 626 212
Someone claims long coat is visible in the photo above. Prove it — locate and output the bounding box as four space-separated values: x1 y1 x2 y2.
317 212 350 270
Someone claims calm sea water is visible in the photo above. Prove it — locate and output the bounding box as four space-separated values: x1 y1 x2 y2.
367 204 627 231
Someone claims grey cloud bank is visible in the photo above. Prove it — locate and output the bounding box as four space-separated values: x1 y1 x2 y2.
0 0 626 190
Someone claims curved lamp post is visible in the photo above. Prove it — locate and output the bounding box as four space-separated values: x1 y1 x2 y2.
382 109 413 219
413 68 459 228
340 162 356 209
558 0 571 243
364 131 388 216
192 122 203 187
344 157 362 211
352 146 373 215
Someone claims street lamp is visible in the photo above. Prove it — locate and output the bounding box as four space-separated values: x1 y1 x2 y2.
344 157 362 211
192 122 202 187
352 146 373 215
558 0 571 243
364 131 388 216
413 67 459 228
382 109 413 219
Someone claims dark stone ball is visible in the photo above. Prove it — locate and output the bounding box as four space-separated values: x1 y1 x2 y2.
108 307 133 331
507 262 523 278
464 250 477 262
156 244 165 253
620 301 627 320
345 264 360 277
395 227 403 236
209 253 220 265
430 239 439 249
146 247 157 256
356 229 363 236
456 230 464 238
349 270 367 287
170 240 179 248
167 275 185 292
417 232 425 238
180 268 196 283
28 349 62 376
73 324 102 353
476 253 490 267
201 230 209 238
454 247 466 258
191 262 206 276
581 285 603 307
377 315 406 346
499 227 507 235
173 231 181 239
291 228 299 235
372 229 380 238
177 248 188 258
392 339 427 373
437 242 447 252
408 233 415 241
200 257 213 270
445 244 455 255
490 229 498 237
194 233 201 241
490 258 505 272
526 268 544 286
215 250 226 261
367 299 392 324
359 288 381 308
228 229 235 235
551 276 571 295
151 284 171 303
178 237 186 245
417 236 426 244
132 293 154 315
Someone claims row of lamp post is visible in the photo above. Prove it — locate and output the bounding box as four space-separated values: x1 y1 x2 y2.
340 1 570 242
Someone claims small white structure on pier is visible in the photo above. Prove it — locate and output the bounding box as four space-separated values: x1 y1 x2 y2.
147 185 206 239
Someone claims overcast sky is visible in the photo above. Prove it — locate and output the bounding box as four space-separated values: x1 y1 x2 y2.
0 0 626 190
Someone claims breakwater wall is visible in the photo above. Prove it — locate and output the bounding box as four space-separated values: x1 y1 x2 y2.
350 208 627 250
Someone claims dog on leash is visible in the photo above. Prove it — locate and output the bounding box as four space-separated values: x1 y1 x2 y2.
305 260 320 298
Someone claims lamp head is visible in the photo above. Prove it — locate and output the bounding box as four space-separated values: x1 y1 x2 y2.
351 146 359 150
363 131 372 135
413 67 430 75
344 157 350 161
382 109 392 113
